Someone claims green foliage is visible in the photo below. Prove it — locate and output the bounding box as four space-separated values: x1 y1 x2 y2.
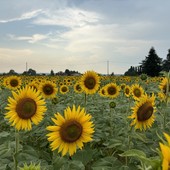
0 75 169 169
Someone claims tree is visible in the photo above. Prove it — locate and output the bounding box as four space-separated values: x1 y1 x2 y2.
162 49 170 72
140 47 162 77
50 70 55 76
27 68 36 75
124 66 138 76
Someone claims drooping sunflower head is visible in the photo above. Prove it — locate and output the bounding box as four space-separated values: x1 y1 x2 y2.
5 86 47 131
46 105 94 156
159 132 170 170
159 77 170 95
39 81 58 99
59 85 69 94
131 84 144 100
80 70 100 94
105 83 120 99
128 94 156 131
6 76 22 90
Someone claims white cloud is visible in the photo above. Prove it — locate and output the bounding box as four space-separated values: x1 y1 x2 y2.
33 8 102 28
8 33 49 43
0 9 43 23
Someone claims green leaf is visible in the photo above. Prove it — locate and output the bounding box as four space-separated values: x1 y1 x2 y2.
72 146 96 165
119 149 146 158
92 156 122 170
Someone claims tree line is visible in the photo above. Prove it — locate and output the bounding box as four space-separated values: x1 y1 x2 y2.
124 47 170 76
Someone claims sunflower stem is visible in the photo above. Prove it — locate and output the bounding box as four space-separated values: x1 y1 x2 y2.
84 93 87 107
13 130 19 170
109 108 113 136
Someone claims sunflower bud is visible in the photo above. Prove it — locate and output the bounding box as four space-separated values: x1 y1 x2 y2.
109 101 116 108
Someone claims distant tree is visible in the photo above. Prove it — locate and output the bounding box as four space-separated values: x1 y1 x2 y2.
162 49 170 72
140 47 162 77
27 68 36 75
65 69 71 76
50 70 55 76
124 66 138 76
8 69 18 75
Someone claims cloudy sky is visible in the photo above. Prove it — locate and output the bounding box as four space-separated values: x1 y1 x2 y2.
0 0 170 74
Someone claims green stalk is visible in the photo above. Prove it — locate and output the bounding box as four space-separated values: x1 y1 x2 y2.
13 130 19 170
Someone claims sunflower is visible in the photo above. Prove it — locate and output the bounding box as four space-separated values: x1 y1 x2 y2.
74 82 83 93
80 71 100 94
28 81 39 91
6 76 22 90
128 94 156 131
131 84 144 100
46 105 94 156
5 86 47 131
98 87 106 97
124 85 131 97
39 81 58 99
59 85 69 94
159 77 170 100
105 83 120 99
159 132 170 170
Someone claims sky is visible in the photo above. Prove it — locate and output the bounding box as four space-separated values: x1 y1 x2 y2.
0 0 170 75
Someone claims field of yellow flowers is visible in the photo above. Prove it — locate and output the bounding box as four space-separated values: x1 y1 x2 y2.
0 71 170 170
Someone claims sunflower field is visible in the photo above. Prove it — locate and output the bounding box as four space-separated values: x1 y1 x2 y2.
0 71 170 170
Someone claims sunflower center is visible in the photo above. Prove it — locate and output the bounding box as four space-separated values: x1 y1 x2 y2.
125 88 130 94
84 77 96 89
137 102 153 121
134 88 141 97
61 86 67 92
60 120 83 143
16 98 37 119
10 79 19 87
43 85 54 95
108 86 116 95
76 84 81 91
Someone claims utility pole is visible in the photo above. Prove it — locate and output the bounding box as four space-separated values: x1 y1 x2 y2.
107 60 109 75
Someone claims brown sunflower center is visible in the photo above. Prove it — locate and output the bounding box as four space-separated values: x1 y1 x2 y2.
43 84 54 95
137 102 153 121
84 77 96 89
16 98 37 119
108 86 116 95
10 79 19 87
60 120 83 143
133 88 141 97
125 88 130 94
61 86 68 92
76 84 81 91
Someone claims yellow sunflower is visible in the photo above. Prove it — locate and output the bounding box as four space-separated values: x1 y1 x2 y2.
98 87 106 97
39 81 58 99
80 71 100 94
131 84 144 100
5 86 47 131
124 85 131 97
159 77 170 101
46 105 94 156
6 76 22 90
105 83 120 99
128 94 156 131
159 132 170 170
74 82 83 93
59 85 69 94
